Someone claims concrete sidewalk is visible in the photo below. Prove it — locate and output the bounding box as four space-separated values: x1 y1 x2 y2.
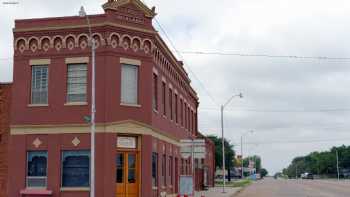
194 187 241 197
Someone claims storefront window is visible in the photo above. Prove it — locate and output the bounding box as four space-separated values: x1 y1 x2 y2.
152 153 158 187
27 151 47 188
61 150 90 187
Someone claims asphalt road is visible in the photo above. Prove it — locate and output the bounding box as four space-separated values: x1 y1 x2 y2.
235 178 350 197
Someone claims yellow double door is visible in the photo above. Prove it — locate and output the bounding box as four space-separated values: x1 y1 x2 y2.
116 152 139 197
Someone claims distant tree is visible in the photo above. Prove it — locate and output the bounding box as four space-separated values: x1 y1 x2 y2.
207 135 235 181
283 145 350 178
260 168 268 177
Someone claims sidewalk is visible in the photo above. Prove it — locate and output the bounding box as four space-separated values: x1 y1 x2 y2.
194 187 241 197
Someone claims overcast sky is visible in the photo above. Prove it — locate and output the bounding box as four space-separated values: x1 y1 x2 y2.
1 0 350 174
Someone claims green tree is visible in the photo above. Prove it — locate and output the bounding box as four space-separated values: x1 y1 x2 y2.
260 168 268 177
207 135 235 181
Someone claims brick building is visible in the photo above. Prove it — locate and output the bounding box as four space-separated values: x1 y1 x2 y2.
0 83 11 197
9 0 214 197
194 133 215 190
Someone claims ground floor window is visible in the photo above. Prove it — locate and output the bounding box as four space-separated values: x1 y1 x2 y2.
27 151 48 188
61 150 90 187
152 153 158 187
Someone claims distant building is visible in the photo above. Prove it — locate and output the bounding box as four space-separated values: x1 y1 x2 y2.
0 83 11 197
8 0 214 196
194 133 215 190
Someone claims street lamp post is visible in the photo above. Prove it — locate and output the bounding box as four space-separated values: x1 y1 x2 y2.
336 149 340 181
79 6 96 197
220 93 243 193
241 130 254 179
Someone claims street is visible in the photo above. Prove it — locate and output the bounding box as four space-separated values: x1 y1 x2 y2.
235 178 350 197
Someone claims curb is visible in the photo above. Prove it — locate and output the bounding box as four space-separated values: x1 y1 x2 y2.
231 182 253 197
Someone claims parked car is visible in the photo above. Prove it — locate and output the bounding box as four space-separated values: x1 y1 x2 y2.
301 173 314 179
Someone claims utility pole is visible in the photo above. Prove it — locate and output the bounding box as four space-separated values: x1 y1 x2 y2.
241 130 254 179
336 149 340 181
241 136 243 179
79 6 96 197
220 93 243 193
220 105 225 193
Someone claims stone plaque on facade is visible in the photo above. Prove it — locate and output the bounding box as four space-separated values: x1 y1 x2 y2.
117 136 137 149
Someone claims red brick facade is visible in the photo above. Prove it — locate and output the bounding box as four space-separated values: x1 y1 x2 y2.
9 0 213 196
0 83 11 197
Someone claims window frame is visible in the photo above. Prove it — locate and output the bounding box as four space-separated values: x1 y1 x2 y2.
175 94 178 124
26 151 48 189
30 65 49 105
121 64 139 105
152 152 158 187
66 63 88 104
162 154 166 186
169 88 173 120
153 73 158 111
162 82 166 116
61 150 90 188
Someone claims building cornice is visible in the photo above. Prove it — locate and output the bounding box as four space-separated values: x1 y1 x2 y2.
10 120 182 146
13 21 156 34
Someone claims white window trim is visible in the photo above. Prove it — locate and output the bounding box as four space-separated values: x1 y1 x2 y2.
29 59 51 66
65 57 89 64
120 57 141 65
120 103 141 108
64 102 88 106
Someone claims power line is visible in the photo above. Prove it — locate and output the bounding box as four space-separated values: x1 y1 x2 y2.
233 138 350 146
179 51 350 61
154 18 219 106
199 107 350 113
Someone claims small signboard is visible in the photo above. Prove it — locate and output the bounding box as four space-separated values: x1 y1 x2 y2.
117 136 136 149
179 175 193 196
180 139 206 159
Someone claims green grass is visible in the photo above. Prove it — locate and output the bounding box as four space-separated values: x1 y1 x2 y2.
215 179 252 188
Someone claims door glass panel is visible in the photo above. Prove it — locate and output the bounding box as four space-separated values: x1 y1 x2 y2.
128 154 136 168
128 154 136 183
128 169 136 183
116 153 124 183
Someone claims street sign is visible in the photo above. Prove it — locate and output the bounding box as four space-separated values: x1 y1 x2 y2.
179 175 193 195
180 139 206 159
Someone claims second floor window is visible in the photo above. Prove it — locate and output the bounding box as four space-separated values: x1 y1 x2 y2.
180 99 183 126
27 151 48 188
121 64 138 104
153 73 158 111
31 66 48 104
162 82 166 115
169 89 173 120
67 64 87 103
175 94 178 123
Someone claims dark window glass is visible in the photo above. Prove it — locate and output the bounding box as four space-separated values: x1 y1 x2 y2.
169 89 173 120
162 154 166 186
116 153 124 183
175 94 178 123
180 99 183 126
27 151 47 188
162 82 166 115
152 153 158 187
62 151 90 187
169 156 173 185
153 74 158 110
128 154 136 183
